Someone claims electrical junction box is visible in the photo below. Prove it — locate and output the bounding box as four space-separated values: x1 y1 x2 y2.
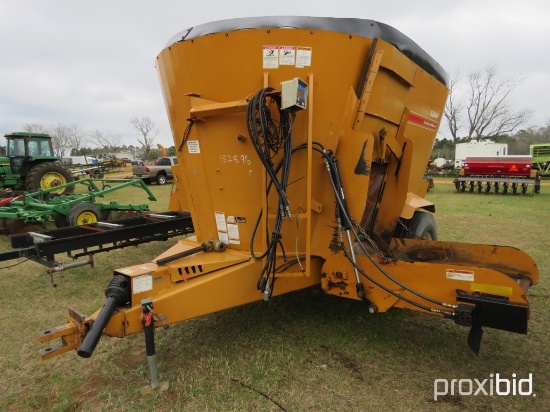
281 78 308 111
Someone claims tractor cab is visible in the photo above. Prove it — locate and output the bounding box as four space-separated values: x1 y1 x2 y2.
5 132 56 176
1 132 74 194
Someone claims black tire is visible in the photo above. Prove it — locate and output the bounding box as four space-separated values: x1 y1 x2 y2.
5 219 47 235
53 213 69 228
143 178 152 185
25 162 75 195
67 203 101 226
100 210 111 221
394 211 438 241
156 174 167 185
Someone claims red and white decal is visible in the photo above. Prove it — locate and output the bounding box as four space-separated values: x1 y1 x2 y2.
446 269 474 282
408 112 439 131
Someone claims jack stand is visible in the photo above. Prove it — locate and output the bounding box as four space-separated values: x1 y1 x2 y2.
141 298 169 393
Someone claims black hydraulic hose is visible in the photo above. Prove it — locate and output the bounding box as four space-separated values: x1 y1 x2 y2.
77 275 131 358
320 149 456 311
278 142 454 311
246 88 296 294
249 137 453 312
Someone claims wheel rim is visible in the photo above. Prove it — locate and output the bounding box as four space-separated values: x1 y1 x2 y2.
75 211 98 225
40 172 67 193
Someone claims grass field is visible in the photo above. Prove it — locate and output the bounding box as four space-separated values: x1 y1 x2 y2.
0 177 548 411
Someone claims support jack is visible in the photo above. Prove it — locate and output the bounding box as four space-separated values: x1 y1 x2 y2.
141 298 169 393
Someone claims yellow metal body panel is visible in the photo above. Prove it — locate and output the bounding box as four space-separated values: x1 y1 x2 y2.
323 238 538 310
156 28 448 256
321 249 531 313
102 245 323 337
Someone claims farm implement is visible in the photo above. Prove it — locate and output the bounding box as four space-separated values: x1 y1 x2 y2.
454 156 541 194
32 17 540 390
0 177 156 234
531 143 550 177
0 211 193 273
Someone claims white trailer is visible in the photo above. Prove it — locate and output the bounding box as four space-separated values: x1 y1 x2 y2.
454 140 507 169
61 156 98 166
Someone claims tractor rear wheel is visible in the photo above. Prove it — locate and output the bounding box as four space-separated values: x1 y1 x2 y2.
67 203 101 226
25 162 75 195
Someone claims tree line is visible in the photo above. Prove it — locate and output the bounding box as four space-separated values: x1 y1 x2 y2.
434 66 549 160
0 116 166 160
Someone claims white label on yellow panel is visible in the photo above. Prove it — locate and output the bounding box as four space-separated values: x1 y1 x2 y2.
446 269 474 282
133 274 153 294
279 46 295 65
263 45 279 69
187 140 200 154
214 211 229 244
227 223 240 245
296 46 312 67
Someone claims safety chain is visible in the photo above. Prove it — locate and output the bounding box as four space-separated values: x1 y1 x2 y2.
397 219 417 239
350 216 387 259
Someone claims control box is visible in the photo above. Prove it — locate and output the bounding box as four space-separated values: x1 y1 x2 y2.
281 78 308 111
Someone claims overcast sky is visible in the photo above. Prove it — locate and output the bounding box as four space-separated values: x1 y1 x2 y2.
0 0 548 149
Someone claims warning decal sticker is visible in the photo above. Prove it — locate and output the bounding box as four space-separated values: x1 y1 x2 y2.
263 45 279 69
446 269 474 282
296 46 312 67
227 223 240 245
279 46 296 65
214 211 229 244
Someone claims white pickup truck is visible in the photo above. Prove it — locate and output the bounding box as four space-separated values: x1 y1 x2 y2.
132 156 178 185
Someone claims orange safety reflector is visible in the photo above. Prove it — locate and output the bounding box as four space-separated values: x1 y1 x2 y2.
509 165 518 172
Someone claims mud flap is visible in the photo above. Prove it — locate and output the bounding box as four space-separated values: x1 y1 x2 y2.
457 291 529 354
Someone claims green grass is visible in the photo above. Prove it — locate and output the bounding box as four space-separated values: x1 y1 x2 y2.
0 178 548 411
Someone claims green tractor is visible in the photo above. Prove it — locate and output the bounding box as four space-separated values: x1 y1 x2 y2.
0 132 75 195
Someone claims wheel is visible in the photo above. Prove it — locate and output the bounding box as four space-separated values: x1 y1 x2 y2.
53 213 69 228
143 178 152 185
102 185 111 190
156 174 167 185
25 162 75 195
4 218 47 235
395 211 438 240
100 210 112 221
67 203 101 226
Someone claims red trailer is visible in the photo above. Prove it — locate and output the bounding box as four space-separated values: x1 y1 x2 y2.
454 155 540 194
